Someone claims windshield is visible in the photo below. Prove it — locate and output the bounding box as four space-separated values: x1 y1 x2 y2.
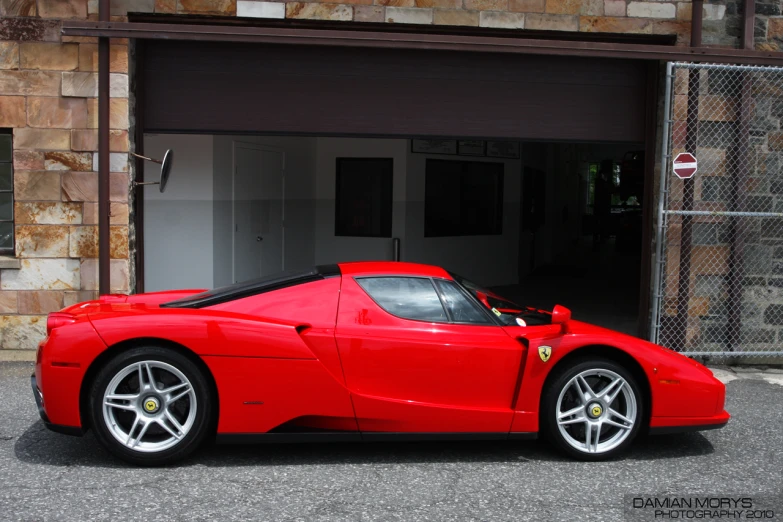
449 272 552 326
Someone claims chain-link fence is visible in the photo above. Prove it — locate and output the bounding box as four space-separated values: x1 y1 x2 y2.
651 62 783 358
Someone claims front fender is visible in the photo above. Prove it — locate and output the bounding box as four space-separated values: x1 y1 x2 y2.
507 321 725 432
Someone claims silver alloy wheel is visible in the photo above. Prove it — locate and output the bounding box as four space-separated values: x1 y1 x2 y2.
102 360 197 453
555 368 637 455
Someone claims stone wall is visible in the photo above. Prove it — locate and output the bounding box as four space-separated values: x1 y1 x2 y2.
133 0 699 41
0 0 774 354
0 0 130 351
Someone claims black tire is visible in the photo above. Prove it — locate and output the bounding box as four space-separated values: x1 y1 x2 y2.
540 357 644 461
89 346 214 466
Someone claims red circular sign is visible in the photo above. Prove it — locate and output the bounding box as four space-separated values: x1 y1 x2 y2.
673 152 698 179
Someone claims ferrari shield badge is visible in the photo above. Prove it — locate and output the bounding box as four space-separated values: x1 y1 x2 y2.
538 346 552 362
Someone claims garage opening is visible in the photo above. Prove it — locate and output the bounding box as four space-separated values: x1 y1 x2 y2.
142 134 645 335
135 38 653 335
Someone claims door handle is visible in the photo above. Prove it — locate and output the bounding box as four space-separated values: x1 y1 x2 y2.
256 236 263 242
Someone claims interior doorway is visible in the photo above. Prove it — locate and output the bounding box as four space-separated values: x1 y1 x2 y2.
232 142 285 283
502 143 646 335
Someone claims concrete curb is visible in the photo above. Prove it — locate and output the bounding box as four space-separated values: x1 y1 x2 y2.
0 350 36 362
709 366 783 387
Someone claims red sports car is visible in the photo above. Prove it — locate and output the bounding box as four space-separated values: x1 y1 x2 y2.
32 262 728 465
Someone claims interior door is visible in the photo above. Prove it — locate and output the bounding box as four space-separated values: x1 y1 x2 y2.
335 276 525 433
233 143 284 283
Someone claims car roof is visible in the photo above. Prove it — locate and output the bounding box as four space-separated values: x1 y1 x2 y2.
337 261 451 279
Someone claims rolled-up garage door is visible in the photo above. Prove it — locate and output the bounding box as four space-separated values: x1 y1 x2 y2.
142 39 646 142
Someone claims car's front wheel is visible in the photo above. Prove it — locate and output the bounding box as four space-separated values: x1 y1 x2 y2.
541 358 643 460
89 346 214 466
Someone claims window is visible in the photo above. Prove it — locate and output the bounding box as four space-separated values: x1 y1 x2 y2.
335 158 393 237
432 279 491 324
0 131 13 254
450 271 553 326
586 162 598 211
357 277 446 322
424 159 503 237
585 161 624 215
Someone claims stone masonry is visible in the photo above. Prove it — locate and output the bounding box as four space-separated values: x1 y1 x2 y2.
0 0 780 354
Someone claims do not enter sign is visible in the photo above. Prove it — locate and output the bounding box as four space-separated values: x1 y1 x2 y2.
673 152 698 179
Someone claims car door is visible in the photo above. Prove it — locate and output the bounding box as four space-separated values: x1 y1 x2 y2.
334 275 525 433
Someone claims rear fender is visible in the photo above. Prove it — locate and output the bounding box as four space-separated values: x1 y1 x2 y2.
88 308 317 359
36 318 107 427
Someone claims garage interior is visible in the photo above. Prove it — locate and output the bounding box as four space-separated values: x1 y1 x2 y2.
135 39 654 336
142 134 644 335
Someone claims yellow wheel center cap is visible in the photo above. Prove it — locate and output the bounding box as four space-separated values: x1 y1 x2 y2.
589 404 603 418
143 398 159 413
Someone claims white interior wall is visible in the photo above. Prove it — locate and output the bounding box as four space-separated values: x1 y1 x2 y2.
311 139 522 286
402 150 522 287
143 134 214 292
313 137 408 265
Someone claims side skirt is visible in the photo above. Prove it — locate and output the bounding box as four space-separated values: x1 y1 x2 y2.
216 432 538 444
648 422 728 435
649 421 728 435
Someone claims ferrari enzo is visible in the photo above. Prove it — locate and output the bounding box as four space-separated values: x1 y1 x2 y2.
32 262 728 465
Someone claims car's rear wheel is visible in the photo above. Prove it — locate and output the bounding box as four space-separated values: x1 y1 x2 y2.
89 346 213 466
541 358 643 461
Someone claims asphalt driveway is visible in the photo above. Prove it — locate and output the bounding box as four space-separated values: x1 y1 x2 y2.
0 361 781 521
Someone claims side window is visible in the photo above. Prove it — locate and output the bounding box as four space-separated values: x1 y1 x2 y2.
357 277 447 322
433 280 492 324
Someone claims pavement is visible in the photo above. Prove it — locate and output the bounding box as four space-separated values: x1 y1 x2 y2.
0 361 781 522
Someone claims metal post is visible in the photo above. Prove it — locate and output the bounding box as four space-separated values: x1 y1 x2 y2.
98 0 110 295
725 0 756 351
726 79 751 353
671 66 700 350
667 0 705 346
654 2 703 347
691 0 703 48
637 61 660 340
650 62 675 345
743 0 756 51
392 238 400 262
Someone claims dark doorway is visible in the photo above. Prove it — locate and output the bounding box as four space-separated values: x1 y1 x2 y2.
503 142 646 336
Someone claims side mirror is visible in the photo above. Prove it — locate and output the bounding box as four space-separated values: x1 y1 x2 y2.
131 149 174 193
476 291 491 309
552 304 571 331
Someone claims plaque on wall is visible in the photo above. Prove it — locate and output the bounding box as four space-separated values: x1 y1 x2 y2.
411 139 458 155
486 141 520 159
457 140 485 156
